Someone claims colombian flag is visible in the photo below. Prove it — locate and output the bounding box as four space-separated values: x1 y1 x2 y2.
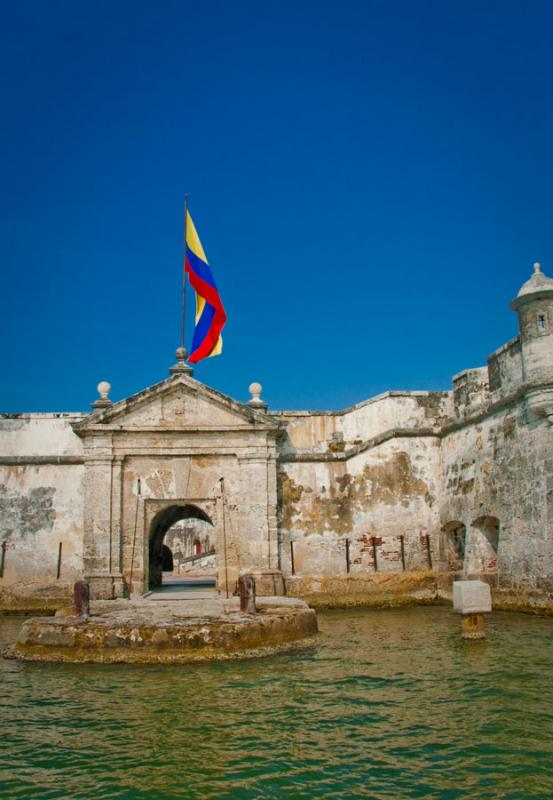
185 210 227 363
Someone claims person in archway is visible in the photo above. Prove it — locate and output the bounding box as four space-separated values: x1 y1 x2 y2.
173 540 184 573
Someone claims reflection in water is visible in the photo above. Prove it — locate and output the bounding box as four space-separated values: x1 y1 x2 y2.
1 607 552 799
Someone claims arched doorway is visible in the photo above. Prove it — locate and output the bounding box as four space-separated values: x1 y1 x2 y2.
148 504 214 589
441 521 466 572
467 516 499 575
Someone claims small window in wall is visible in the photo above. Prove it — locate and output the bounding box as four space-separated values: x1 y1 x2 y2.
538 314 547 333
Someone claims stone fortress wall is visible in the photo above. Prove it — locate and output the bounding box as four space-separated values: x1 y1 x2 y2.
1 264 552 612
276 393 446 579
0 415 86 608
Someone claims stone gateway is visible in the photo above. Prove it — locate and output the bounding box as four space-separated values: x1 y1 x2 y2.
1 264 552 613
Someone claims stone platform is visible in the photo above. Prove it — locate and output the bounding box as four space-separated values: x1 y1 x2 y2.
7 596 318 664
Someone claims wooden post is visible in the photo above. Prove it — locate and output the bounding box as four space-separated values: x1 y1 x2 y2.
238 574 256 614
371 536 378 572
219 478 230 599
56 542 63 579
425 534 433 569
129 477 141 595
290 541 295 575
345 537 350 574
0 542 6 578
399 535 406 571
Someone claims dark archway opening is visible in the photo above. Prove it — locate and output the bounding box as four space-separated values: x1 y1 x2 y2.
161 545 174 572
442 521 466 573
148 504 213 589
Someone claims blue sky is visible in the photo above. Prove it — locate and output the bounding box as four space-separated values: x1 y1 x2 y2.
1 0 552 412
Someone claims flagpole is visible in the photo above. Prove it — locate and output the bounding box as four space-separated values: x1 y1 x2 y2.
169 194 193 376
181 194 188 350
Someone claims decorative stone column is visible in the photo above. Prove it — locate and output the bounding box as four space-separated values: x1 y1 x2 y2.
216 489 240 598
82 454 115 599
237 450 284 595
82 450 126 600
77 383 125 599
109 455 126 598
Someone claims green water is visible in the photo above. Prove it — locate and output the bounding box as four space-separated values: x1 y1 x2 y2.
1 607 552 799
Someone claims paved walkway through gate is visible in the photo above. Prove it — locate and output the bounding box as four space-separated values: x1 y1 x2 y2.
145 575 219 601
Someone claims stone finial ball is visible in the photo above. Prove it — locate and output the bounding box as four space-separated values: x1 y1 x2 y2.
97 381 111 400
249 382 262 398
175 346 188 360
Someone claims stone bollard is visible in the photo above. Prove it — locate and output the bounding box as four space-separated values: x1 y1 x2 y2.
453 580 492 639
74 580 90 620
238 574 256 614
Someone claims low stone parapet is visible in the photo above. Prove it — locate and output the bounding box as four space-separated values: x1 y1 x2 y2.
285 570 440 608
6 595 318 664
0 582 74 615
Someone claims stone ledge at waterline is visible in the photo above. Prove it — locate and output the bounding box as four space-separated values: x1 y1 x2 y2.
435 576 553 616
285 571 441 608
285 572 553 614
5 596 318 664
0 581 74 615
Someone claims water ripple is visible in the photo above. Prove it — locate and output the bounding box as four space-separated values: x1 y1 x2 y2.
1 607 552 799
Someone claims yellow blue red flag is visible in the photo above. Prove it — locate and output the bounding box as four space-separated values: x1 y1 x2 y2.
185 210 227 363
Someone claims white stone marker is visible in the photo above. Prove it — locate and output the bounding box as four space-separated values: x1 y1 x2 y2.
453 580 492 639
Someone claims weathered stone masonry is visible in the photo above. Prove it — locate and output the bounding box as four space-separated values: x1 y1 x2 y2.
1 265 552 611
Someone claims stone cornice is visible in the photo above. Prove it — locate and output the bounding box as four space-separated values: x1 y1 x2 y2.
76 424 280 436
72 373 280 436
0 455 85 465
279 427 439 463
279 381 553 463
440 382 553 434
271 390 451 418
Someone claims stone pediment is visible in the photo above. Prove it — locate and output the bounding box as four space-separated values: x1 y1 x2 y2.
72 374 279 435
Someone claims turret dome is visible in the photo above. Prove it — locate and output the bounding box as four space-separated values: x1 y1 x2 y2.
510 262 553 311
517 262 553 297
